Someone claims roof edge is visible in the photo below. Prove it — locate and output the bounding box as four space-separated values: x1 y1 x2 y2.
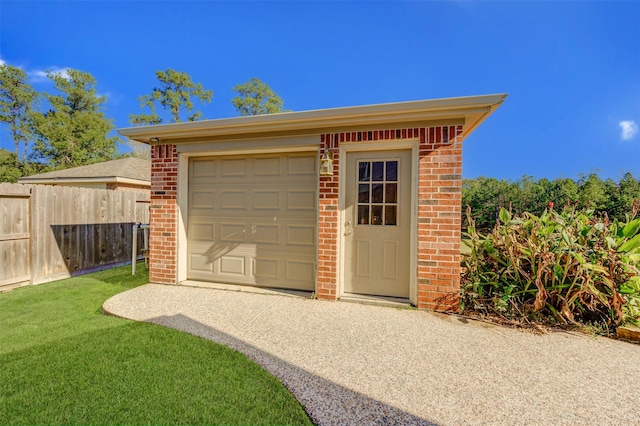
118 94 507 143
18 176 150 186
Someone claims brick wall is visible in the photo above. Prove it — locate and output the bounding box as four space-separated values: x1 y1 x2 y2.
317 134 340 299
318 126 463 311
416 126 463 311
149 144 178 284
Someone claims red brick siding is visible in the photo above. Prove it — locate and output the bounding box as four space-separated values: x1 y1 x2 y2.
416 126 463 311
317 126 463 311
317 134 340 299
149 144 178 284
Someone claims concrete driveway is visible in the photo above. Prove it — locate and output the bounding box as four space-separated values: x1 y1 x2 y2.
103 283 640 425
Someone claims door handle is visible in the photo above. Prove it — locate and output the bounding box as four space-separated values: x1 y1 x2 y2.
345 230 352 236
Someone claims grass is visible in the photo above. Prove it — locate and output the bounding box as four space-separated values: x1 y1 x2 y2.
0 264 312 425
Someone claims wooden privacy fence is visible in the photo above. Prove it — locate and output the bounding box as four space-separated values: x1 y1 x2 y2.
0 183 150 290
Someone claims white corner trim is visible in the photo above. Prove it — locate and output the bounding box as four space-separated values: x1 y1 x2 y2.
177 154 189 283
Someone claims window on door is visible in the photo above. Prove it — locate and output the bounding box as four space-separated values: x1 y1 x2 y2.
356 160 398 226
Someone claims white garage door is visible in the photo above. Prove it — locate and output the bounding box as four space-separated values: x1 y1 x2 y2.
187 152 317 291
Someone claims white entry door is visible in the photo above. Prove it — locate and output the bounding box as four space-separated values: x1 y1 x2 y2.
344 150 411 298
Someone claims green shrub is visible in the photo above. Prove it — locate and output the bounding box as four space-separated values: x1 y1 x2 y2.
461 202 640 329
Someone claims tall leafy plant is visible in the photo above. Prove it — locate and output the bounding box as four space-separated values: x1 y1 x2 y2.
462 202 640 328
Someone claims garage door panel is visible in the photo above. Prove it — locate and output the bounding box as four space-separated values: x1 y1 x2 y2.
189 223 215 241
286 260 315 284
253 190 280 210
188 152 317 291
287 189 316 211
222 158 246 176
254 156 281 176
192 218 316 247
286 225 315 247
189 254 213 272
191 155 316 179
219 255 246 276
253 257 279 280
252 224 279 244
189 188 314 215
190 190 215 209
288 155 317 176
220 191 247 209
191 159 216 177
218 222 247 243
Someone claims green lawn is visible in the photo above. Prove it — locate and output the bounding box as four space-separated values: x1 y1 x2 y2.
0 264 312 425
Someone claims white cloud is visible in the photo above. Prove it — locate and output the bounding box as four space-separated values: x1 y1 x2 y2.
29 70 48 82
52 68 71 80
0 57 5 66
619 120 638 141
29 67 71 83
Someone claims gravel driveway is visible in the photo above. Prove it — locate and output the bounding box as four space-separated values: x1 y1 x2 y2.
103 283 640 425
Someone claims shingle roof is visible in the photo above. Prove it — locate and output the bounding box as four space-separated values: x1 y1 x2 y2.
19 157 150 183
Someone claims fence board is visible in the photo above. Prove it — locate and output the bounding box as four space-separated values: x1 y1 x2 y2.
0 183 150 286
0 184 30 290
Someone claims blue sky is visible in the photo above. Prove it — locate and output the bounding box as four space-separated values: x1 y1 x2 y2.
1 0 638 181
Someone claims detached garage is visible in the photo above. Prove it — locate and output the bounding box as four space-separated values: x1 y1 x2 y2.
119 94 506 311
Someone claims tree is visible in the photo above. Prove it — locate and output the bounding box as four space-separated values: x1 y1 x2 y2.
231 77 285 116
0 64 38 163
31 69 119 169
605 172 640 221
130 69 213 125
123 138 150 160
513 175 547 214
0 149 21 182
0 148 50 182
462 177 518 231
462 173 639 231
577 173 608 212
546 178 579 208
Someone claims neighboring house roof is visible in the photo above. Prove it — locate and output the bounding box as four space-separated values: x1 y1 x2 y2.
18 157 150 187
118 94 507 144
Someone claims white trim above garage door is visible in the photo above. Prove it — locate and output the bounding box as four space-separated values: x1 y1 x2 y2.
187 152 317 291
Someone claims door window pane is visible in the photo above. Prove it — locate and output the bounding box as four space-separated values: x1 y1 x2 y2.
371 184 383 203
358 184 370 203
372 162 384 181
385 183 397 203
358 205 369 225
358 162 370 182
371 205 383 225
385 206 397 225
386 161 398 181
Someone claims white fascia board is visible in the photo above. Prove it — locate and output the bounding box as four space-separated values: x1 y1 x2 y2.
118 94 508 144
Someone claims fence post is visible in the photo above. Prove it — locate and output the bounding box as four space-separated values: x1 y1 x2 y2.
132 223 138 275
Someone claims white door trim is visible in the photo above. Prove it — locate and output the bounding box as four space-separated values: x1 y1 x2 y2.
338 139 419 305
